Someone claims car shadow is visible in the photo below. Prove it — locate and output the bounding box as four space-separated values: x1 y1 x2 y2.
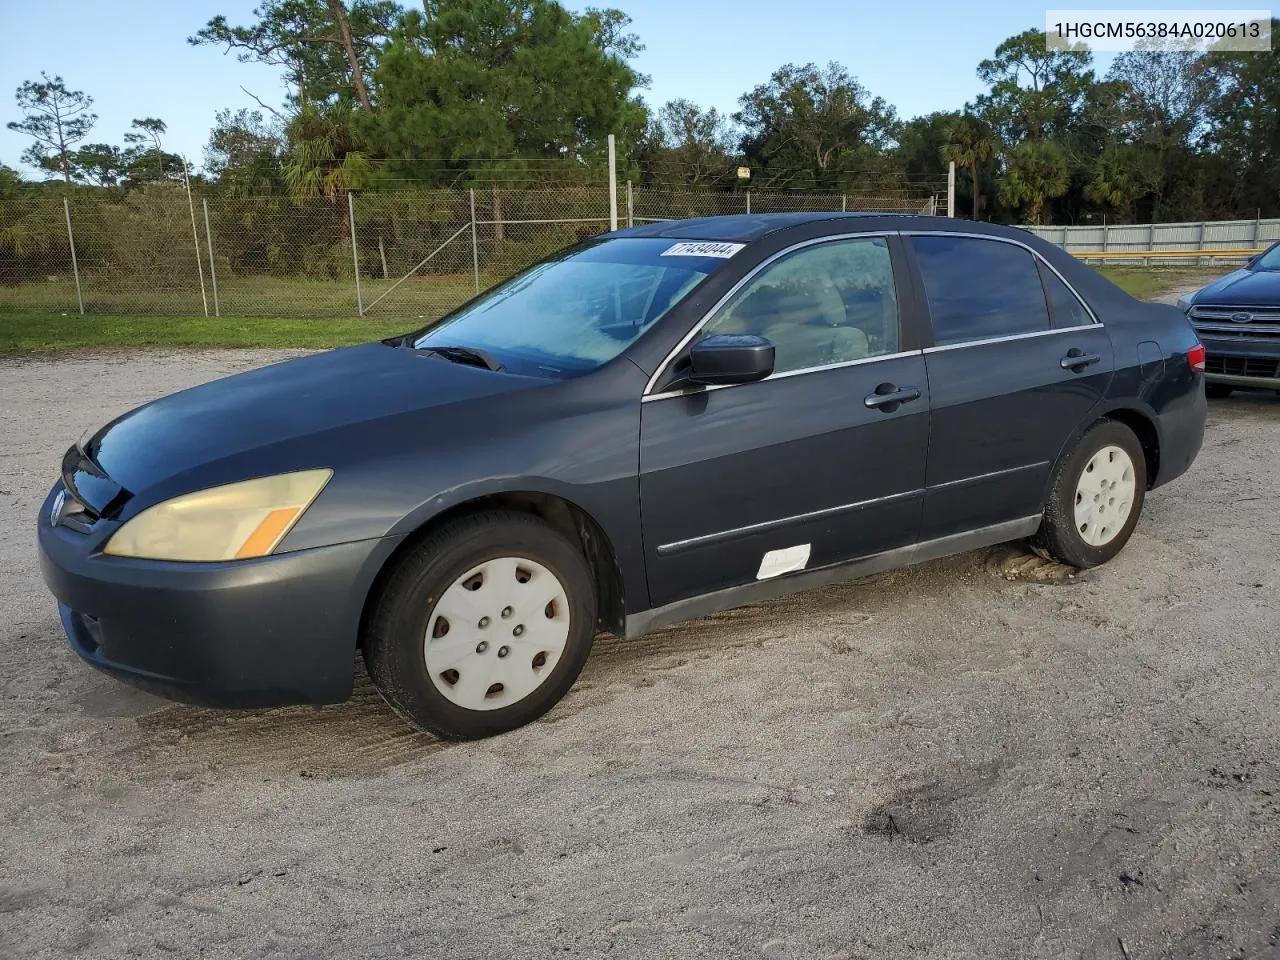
128 543 1056 773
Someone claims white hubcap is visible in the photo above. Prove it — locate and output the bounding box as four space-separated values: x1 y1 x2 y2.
423 556 571 711
1073 445 1136 547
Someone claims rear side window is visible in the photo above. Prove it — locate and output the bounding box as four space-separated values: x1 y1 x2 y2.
910 236 1050 346
1038 261 1093 328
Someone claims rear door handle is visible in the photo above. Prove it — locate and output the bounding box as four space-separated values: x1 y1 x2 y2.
864 384 922 411
1060 352 1102 371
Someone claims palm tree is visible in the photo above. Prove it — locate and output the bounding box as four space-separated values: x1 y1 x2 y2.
1000 140 1070 225
943 114 999 219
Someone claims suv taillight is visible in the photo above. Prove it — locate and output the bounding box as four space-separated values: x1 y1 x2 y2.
1187 344 1206 372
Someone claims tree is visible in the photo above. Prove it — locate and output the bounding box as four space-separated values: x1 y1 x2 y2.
1107 41 1211 220
366 2 648 165
640 99 738 187
943 113 998 219
1084 148 1140 220
190 0 399 110
1000 139 1070 224
1202 19 1280 216
7 73 97 183
204 108 285 192
68 143 128 187
735 61 898 189
895 111 958 185
123 118 169 180
975 30 1093 143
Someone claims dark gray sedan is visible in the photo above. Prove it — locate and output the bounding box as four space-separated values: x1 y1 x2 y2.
38 214 1207 739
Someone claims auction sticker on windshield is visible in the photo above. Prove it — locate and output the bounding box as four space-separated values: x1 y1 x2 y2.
661 241 745 258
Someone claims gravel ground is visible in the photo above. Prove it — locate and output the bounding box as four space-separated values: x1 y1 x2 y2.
4 316 1280 959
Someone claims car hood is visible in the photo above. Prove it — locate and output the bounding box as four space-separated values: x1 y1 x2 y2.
1193 268 1280 307
82 342 544 502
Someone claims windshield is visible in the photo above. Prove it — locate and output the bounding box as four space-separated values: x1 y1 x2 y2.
413 237 731 378
1254 242 1280 271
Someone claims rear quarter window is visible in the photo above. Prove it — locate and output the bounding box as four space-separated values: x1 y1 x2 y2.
910 235 1051 346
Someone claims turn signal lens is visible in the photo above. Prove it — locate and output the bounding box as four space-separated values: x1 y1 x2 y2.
103 469 332 562
1187 344 1206 372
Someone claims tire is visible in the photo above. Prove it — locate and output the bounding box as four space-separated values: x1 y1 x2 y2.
1205 383 1234 399
363 510 597 740
1032 419 1147 569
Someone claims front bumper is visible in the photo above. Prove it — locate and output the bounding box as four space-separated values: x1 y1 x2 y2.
37 485 401 708
1198 333 1280 388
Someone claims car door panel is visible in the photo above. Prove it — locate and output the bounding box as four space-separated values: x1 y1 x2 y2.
639 353 930 608
921 325 1114 537
905 233 1117 540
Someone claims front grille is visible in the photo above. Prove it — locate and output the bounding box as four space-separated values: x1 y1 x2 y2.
1191 304 1280 339
1204 355 1280 379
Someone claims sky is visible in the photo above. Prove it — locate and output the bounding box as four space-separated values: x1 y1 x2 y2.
0 0 1220 177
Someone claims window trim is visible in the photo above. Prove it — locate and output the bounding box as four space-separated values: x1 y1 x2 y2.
642 231 901 400
901 231 1100 347
921 323 1101 354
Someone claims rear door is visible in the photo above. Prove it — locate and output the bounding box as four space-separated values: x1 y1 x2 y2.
638 234 930 609
907 233 1114 540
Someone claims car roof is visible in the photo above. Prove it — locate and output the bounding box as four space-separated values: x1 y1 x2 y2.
609 212 1143 315
612 212 883 242
608 212 1054 244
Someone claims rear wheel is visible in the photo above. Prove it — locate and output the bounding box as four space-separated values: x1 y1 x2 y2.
1033 420 1147 569
1205 383 1234 399
363 511 597 739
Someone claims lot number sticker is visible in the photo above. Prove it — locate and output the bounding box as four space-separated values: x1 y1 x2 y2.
661 241 745 258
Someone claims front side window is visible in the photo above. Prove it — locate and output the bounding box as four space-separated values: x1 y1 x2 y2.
911 235 1050 346
702 237 899 374
414 238 725 378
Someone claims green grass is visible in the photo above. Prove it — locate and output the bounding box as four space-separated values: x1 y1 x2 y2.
0 311 413 354
0 266 1218 355
1095 266 1214 301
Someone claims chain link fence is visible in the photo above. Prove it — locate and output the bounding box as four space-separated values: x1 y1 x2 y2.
0 182 941 322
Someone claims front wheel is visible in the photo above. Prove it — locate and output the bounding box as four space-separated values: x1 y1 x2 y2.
1032 420 1147 569
363 511 597 739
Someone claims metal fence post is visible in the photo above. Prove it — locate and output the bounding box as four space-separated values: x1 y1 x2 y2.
202 198 220 317
348 191 363 316
746 190 751 215
378 235 388 278
626 180 633 229
947 161 956 218
607 133 618 232
1103 217 1109 253
182 161 209 317
469 188 480 294
62 196 84 315
1254 209 1262 248
841 194 847 213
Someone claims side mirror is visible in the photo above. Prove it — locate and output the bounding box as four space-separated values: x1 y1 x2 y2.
688 334 775 386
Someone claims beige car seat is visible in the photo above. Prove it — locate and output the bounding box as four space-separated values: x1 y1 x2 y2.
721 282 869 371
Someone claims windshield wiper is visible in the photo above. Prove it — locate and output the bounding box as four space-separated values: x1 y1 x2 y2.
414 345 504 372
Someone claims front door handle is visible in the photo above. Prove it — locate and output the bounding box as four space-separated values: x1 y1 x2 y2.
864 384 922 412
1060 351 1102 371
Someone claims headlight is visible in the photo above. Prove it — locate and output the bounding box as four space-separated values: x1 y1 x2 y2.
103 469 332 562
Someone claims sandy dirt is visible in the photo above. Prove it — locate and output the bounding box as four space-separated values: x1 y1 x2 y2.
3 328 1280 959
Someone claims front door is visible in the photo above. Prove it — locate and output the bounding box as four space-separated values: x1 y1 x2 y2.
638 235 931 609
906 233 1116 539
